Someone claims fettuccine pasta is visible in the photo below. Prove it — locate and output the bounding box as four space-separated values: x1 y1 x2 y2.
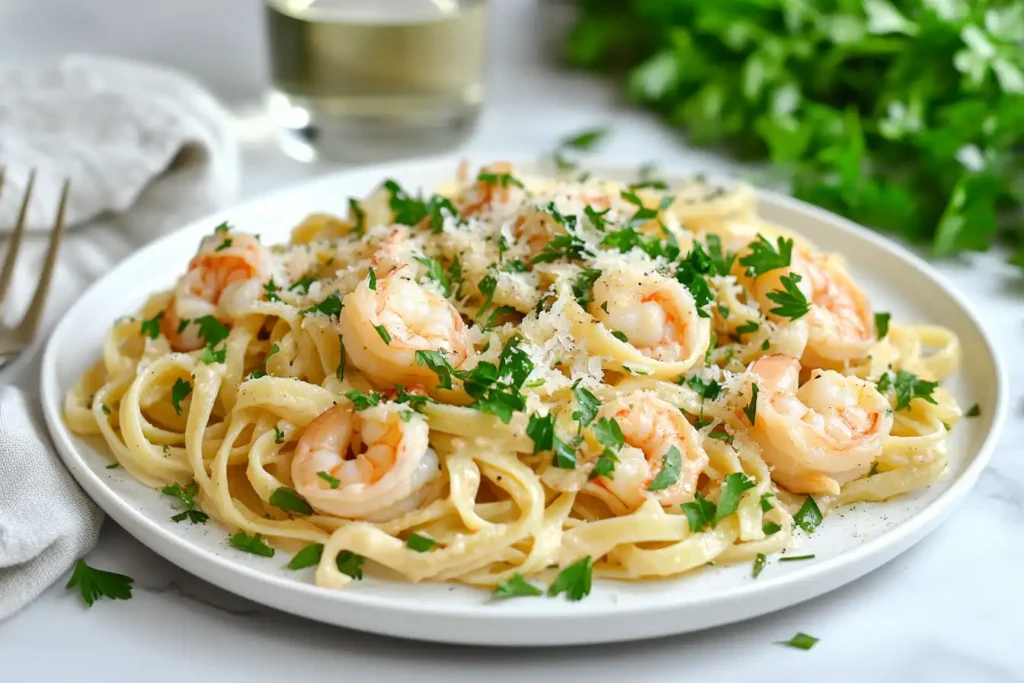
65 163 963 597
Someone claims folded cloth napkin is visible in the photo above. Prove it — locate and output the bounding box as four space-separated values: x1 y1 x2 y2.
0 54 240 621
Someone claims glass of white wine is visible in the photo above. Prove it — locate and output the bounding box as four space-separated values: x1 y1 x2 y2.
265 0 488 163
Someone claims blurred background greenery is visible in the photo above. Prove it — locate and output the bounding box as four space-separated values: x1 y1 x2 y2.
562 0 1024 267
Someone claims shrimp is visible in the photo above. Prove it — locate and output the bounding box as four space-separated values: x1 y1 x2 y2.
585 391 709 515
729 229 873 368
161 231 271 351
588 265 710 371
745 355 893 496
339 266 472 387
292 401 441 520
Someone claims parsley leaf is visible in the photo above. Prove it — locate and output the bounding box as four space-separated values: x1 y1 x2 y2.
734 320 760 336
288 273 319 294
878 369 938 411
66 559 134 607
415 350 455 390
532 232 591 264
477 171 525 189
300 292 343 318
966 403 980 418
201 345 226 365
766 273 811 320
646 446 682 491
367 268 377 291
406 532 437 552
763 521 782 535
681 492 716 532
318 471 341 488
140 312 163 340
739 235 793 278
335 550 365 579
170 378 191 416
414 255 450 296
875 311 891 339
229 532 275 557
194 316 229 348
273 426 285 444
374 324 392 344
744 384 759 425
548 556 593 601
779 554 815 562
561 127 608 150
269 487 313 515
493 573 543 598
593 417 624 451
475 273 498 319
571 268 603 308
712 472 755 526
779 633 819 650
526 413 555 453
552 437 578 469
288 543 324 570
571 383 601 427
346 390 383 411
348 198 366 235
752 553 766 578
162 482 209 524
794 495 823 534
263 278 282 302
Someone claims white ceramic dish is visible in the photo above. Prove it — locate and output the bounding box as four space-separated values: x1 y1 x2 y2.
40 157 1007 646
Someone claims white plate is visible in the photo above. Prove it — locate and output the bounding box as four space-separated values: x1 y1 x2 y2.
41 157 1008 646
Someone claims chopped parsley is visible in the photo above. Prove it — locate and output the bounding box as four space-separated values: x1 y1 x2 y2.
744 384 759 425
611 330 630 343
414 255 450 296
214 238 233 252
299 292 343 318
646 446 682 491
532 232 591 265
493 573 543 598
526 413 555 453
571 268 602 308
591 417 624 479
269 487 313 515
766 273 811 320
367 268 377 291
265 343 281 361
779 633 819 650
476 171 525 189
335 551 365 579
552 437 579 469
288 273 319 294
229 532 274 557
752 553 766 578
405 532 437 552
170 378 191 416
877 369 938 411
548 556 593 601
760 494 774 512
584 205 611 231
66 560 134 607
763 521 782 535
794 495 823 534
317 471 340 488
201 345 227 365
966 403 980 418
734 320 760 336
161 482 208 524
681 492 716 532
345 390 383 411
738 235 793 277
868 461 880 477
779 554 815 562
140 312 163 340
571 382 601 427
273 426 285 444
875 311 891 339
374 324 392 344
263 278 282 302
381 179 460 231
712 472 755 526
288 543 324 570
194 316 229 348
561 127 608 150
348 198 366 235
475 273 498 319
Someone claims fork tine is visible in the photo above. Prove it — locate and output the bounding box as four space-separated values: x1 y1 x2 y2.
17 178 69 338
0 169 34 312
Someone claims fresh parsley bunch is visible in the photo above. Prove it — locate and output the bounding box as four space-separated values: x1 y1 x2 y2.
565 0 1024 265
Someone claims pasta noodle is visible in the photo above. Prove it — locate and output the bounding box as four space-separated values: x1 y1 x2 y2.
65 163 963 595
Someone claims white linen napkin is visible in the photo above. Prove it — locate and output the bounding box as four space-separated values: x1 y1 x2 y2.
0 54 240 621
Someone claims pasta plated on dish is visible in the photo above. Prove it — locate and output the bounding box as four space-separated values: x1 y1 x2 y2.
65 163 963 599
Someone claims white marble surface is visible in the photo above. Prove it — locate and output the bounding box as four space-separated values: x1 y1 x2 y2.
3 1 1024 681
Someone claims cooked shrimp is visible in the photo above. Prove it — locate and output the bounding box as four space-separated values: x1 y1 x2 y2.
589 265 710 370
161 231 271 351
585 391 709 514
292 401 441 520
370 228 413 277
745 355 893 496
729 230 873 368
339 266 472 387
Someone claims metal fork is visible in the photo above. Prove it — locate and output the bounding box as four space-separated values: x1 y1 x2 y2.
0 169 69 370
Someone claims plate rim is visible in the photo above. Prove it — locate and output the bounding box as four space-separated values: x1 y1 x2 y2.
39 155 1009 641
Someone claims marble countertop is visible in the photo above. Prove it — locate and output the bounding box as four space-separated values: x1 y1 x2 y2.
2 2 1023 681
